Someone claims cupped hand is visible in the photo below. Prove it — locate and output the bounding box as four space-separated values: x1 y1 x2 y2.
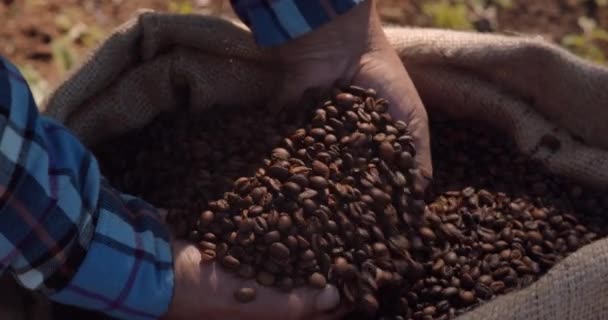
162 240 345 320
273 0 432 191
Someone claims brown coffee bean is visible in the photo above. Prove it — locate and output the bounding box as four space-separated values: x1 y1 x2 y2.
335 93 355 108
309 176 329 190
234 287 256 303
372 242 389 258
312 160 330 178
277 215 293 233
282 182 301 197
264 231 281 244
199 210 215 227
475 283 493 300
199 241 216 251
419 227 437 241
490 281 506 294
268 165 290 180
288 174 309 188
526 231 543 244
442 287 459 298
361 294 379 315
309 272 327 289
257 271 276 286
379 142 395 162
270 242 290 260
222 255 240 269
271 148 290 160
201 249 216 262
460 273 475 290
459 290 476 305
369 188 390 206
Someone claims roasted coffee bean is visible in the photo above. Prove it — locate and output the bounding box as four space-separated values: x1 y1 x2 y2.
277 215 293 233
308 272 327 289
310 176 329 190
222 255 240 269
361 294 380 315
257 271 276 286
270 242 290 260
264 231 281 244
312 160 330 178
459 290 476 305
234 287 257 303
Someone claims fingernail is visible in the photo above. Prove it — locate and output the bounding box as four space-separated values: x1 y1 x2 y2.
315 285 340 312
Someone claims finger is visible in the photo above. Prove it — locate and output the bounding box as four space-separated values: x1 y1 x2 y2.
406 106 433 194
354 63 433 193
313 284 341 313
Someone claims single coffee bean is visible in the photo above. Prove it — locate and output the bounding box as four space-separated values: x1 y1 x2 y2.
264 231 281 244
459 290 476 305
277 215 293 233
309 272 327 289
312 160 330 178
257 271 276 286
335 93 355 108
234 287 256 303
222 255 240 269
270 242 290 260
282 182 302 197
419 227 437 241
361 294 380 315
272 148 290 160
442 287 459 298
199 210 215 226
310 176 329 190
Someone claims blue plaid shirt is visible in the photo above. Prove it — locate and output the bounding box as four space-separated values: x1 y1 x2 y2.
0 1 363 319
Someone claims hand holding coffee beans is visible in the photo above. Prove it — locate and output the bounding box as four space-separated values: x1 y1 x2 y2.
95 87 608 320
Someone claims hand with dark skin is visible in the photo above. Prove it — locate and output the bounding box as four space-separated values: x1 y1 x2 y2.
162 1 431 319
274 0 432 191
162 241 344 320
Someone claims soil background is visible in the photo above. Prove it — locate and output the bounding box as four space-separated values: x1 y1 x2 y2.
1 0 608 103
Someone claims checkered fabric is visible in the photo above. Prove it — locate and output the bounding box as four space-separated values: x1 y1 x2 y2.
0 57 173 319
231 0 365 46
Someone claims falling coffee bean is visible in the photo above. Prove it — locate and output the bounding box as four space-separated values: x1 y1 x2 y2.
234 287 257 303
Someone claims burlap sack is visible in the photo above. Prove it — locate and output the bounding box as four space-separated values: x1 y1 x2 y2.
23 10 608 320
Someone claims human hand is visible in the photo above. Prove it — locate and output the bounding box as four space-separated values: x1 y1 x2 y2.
273 0 432 191
162 240 344 320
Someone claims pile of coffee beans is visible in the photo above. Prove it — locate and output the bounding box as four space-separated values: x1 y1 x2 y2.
368 116 607 320
96 86 422 317
87 88 608 320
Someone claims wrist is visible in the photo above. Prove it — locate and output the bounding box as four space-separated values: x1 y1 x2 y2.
275 0 388 62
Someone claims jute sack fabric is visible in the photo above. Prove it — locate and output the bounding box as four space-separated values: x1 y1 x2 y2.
34 10 608 320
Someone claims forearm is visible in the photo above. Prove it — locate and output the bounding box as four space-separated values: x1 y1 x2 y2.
230 0 367 46
0 57 173 319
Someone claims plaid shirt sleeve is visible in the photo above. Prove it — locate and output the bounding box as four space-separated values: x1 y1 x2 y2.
0 56 173 319
231 0 365 46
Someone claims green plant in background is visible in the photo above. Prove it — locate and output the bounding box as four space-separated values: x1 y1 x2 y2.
168 0 194 14
51 10 106 75
422 0 474 30
562 16 608 64
18 64 50 105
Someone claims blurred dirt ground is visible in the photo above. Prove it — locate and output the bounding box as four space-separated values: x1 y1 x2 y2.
1 0 608 103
